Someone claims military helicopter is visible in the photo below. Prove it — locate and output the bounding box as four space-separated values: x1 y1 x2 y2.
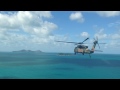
55 37 106 58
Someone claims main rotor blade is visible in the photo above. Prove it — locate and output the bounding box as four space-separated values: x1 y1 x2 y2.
77 42 83 44
55 41 77 44
96 36 98 41
98 43 106 44
94 50 103 52
97 43 100 49
81 37 89 43
83 43 106 44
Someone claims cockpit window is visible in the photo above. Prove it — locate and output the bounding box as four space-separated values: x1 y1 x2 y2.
78 45 82 48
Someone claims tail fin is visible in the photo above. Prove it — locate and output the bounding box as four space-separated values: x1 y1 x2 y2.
91 41 97 51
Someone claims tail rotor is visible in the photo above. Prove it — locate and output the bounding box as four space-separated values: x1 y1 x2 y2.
94 36 106 49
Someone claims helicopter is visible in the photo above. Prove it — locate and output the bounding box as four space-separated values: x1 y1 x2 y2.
55 37 106 58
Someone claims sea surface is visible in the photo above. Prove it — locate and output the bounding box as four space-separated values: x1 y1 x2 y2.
0 52 120 79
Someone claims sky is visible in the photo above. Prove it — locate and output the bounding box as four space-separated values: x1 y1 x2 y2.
0 11 120 54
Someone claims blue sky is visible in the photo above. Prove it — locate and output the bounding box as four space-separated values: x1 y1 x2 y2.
0 11 120 54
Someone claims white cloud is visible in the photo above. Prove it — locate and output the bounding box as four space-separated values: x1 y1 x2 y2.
0 11 60 51
109 34 120 40
80 32 89 38
94 28 107 39
0 11 55 33
70 11 120 18
69 12 84 23
93 28 120 50
108 23 115 27
96 11 120 17
108 21 120 28
107 40 120 49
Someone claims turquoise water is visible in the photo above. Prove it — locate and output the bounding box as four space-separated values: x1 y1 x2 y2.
0 52 120 79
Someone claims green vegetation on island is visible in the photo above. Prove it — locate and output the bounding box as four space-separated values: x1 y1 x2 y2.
12 49 42 53
58 53 73 56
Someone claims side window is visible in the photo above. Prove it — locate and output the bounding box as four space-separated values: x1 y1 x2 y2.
79 45 82 48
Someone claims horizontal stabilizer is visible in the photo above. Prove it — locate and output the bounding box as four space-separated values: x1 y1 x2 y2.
94 50 103 52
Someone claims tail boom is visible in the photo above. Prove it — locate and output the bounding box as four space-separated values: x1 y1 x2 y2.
91 41 97 52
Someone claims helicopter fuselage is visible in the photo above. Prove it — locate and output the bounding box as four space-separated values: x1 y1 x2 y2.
55 37 104 57
74 45 94 54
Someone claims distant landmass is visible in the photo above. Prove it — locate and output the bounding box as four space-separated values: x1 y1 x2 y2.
58 53 73 56
12 49 43 53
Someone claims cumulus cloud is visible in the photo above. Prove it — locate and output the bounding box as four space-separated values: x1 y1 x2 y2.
69 12 84 23
106 40 120 49
0 11 62 52
0 10 72 52
80 32 89 38
71 11 120 18
109 34 120 40
94 28 107 39
108 21 120 28
107 21 120 40
95 28 120 40
93 27 120 50
96 11 120 17
0 11 57 37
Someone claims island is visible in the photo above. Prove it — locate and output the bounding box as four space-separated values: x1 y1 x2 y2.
58 53 73 56
12 49 43 53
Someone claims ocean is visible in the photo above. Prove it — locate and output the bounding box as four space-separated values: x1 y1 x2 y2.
0 52 120 79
